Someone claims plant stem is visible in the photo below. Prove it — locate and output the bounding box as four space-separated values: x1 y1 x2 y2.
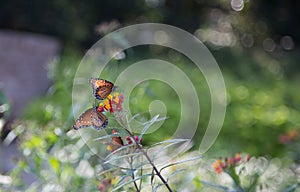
139 165 143 190
129 156 140 192
124 128 173 192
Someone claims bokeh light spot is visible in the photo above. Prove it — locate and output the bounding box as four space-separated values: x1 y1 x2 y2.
241 34 254 48
231 0 244 12
263 38 276 52
280 35 294 50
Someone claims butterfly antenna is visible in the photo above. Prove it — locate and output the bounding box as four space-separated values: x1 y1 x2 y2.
112 85 118 92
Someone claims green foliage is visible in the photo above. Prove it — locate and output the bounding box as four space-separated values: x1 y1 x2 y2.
2 45 300 191
199 155 299 192
1 1 299 191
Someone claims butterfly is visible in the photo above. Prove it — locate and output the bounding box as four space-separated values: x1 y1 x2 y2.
89 78 114 100
106 129 124 152
73 107 108 130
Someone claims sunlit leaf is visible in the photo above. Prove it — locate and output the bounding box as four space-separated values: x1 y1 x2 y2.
193 176 202 188
49 157 60 174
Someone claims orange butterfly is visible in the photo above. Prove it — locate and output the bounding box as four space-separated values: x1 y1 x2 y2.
89 78 114 100
73 107 108 130
107 129 124 151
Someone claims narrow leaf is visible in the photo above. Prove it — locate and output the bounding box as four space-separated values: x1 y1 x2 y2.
140 115 168 138
97 167 120 176
152 184 164 192
245 173 259 192
115 174 131 186
166 169 186 181
105 144 135 160
151 168 155 186
160 156 202 173
150 139 190 148
104 152 143 164
227 166 241 186
152 141 188 160
200 180 230 191
283 184 299 192
128 112 149 123
140 115 159 137
93 132 125 141
112 174 153 191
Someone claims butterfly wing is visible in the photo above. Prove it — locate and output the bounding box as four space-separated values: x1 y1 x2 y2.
95 86 112 100
91 108 108 130
109 129 124 151
73 108 108 130
89 78 104 91
89 78 114 100
73 108 94 130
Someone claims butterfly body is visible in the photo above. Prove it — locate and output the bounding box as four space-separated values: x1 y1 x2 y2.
89 78 114 100
73 107 108 130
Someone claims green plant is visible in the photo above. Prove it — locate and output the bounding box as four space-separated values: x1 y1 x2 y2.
197 153 299 192
74 89 202 191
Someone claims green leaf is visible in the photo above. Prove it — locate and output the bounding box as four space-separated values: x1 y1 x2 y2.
227 165 242 189
193 176 202 188
49 157 60 174
159 156 202 173
166 168 185 181
97 167 120 177
115 174 131 186
112 174 153 191
105 143 135 159
283 183 300 192
34 155 41 172
104 143 136 160
25 136 44 149
46 132 58 144
93 132 126 141
200 180 230 191
128 112 149 123
104 152 143 164
152 183 164 192
245 173 259 192
140 115 168 138
151 140 191 160
149 139 190 148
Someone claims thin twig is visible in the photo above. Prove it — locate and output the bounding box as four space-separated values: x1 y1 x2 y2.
129 156 140 192
123 128 173 192
139 164 143 191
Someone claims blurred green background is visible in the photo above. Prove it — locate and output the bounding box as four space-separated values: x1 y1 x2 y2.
1 0 300 190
